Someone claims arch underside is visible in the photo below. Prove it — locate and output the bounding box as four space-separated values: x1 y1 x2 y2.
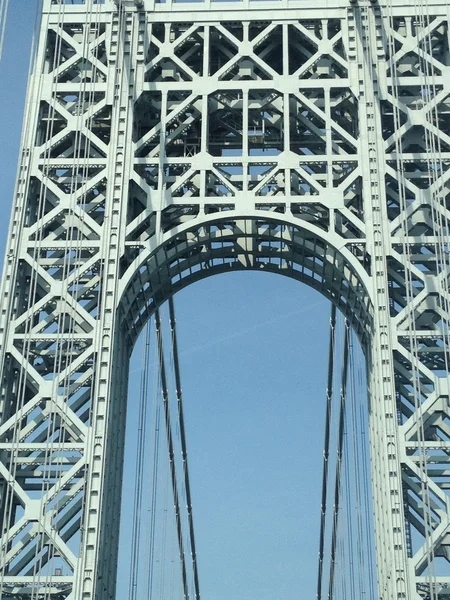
119 214 373 349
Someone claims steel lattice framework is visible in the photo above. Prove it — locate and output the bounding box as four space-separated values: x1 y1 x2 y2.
1 0 450 598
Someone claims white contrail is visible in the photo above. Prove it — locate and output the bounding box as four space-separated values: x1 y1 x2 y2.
128 300 324 375
0 0 9 62
179 300 323 356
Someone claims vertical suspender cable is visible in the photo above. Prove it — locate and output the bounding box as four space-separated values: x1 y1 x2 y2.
143 329 163 600
317 303 337 600
128 322 152 600
48 4 103 592
0 1 49 594
416 9 448 594
155 307 190 600
29 2 70 594
168 296 201 600
327 319 350 600
348 332 373 599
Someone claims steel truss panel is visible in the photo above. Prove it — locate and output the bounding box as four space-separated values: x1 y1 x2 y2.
0 0 450 598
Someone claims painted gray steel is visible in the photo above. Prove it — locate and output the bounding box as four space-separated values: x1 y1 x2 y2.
0 0 449 598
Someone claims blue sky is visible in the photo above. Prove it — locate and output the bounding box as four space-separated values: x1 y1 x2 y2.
0 4 367 599
120 274 331 599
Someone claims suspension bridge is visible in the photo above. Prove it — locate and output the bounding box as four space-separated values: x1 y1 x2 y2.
0 0 450 599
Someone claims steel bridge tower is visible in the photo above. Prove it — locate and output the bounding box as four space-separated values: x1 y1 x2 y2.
1 0 450 598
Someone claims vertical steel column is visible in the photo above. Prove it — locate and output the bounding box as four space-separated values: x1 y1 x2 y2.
352 4 410 597
73 5 137 599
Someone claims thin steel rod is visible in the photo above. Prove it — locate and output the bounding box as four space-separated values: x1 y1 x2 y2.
168 296 201 600
317 303 337 600
155 307 190 600
327 319 350 600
